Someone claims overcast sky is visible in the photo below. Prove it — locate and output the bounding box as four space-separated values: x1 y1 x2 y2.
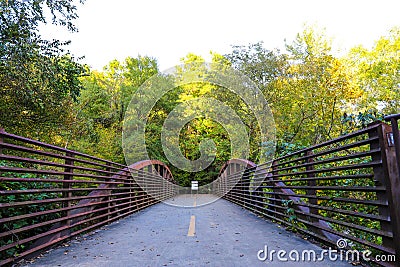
40 0 400 71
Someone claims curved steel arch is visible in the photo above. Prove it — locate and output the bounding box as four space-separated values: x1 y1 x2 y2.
129 159 175 183
218 158 257 177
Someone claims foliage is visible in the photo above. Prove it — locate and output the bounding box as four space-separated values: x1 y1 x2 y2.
0 161 62 259
65 56 159 163
346 27 400 114
0 0 87 142
226 27 363 147
340 110 384 134
281 199 297 228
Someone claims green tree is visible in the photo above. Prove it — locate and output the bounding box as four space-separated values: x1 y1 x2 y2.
68 56 159 162
279 26 361 145
226 27 361 148
0 0 86 142
226 42 288 106
346 27 400 114
153 52 265 185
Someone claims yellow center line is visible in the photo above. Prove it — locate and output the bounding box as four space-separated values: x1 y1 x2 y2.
187 215 196 237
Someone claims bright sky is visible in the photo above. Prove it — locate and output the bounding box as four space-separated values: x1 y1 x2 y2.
40 0 400 71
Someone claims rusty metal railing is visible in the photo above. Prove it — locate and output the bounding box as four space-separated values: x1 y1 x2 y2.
0 129 177 266
216 120 400 267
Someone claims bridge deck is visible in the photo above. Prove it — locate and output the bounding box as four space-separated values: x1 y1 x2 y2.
24 195 350 267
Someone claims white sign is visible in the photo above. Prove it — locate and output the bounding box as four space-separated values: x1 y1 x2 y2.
191 181 198 190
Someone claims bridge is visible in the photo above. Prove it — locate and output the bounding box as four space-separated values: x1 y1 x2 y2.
1 116 400 266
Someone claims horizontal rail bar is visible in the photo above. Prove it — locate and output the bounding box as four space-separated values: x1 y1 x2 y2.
0 131 126 167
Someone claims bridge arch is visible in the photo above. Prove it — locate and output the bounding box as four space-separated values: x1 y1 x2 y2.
129 159 175 183
218 159 257 177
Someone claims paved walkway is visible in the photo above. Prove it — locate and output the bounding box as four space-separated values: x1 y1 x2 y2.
24 195 350 267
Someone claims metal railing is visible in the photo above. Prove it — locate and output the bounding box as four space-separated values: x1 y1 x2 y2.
0 129 177 266
216 121 400 267
2 117 400 266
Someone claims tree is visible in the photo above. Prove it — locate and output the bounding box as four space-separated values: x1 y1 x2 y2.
346 27 400 114
152 52 266 185
226 42 288 105
0 0 86 142
279 27 361 145
68 56 159 162
225 27 362 148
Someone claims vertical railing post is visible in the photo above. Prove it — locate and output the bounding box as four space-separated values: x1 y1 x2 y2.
383 116 400 264
157 166 161 201
161 166 165 201
269 160 281 220
0 129 4 178
166 171 171 199
226 165 231 199
0 128 4 155
224 166 230 201
128 168 133 212
370 121 400 261
138 169 144 210
131 170 138 212
223 169 228 197
164 171 168 198
239 164 247 208
306 150 318 222
216 174 220 196
105 162 112 221
64 152 74 232
158 165 163 202
385 115 400 184
251 169 264 215
218 172 222 197
147 165 152 205
220 172 224 197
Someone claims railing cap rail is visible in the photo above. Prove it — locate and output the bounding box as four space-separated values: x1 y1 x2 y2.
384 114 400 121
0 129 125 167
